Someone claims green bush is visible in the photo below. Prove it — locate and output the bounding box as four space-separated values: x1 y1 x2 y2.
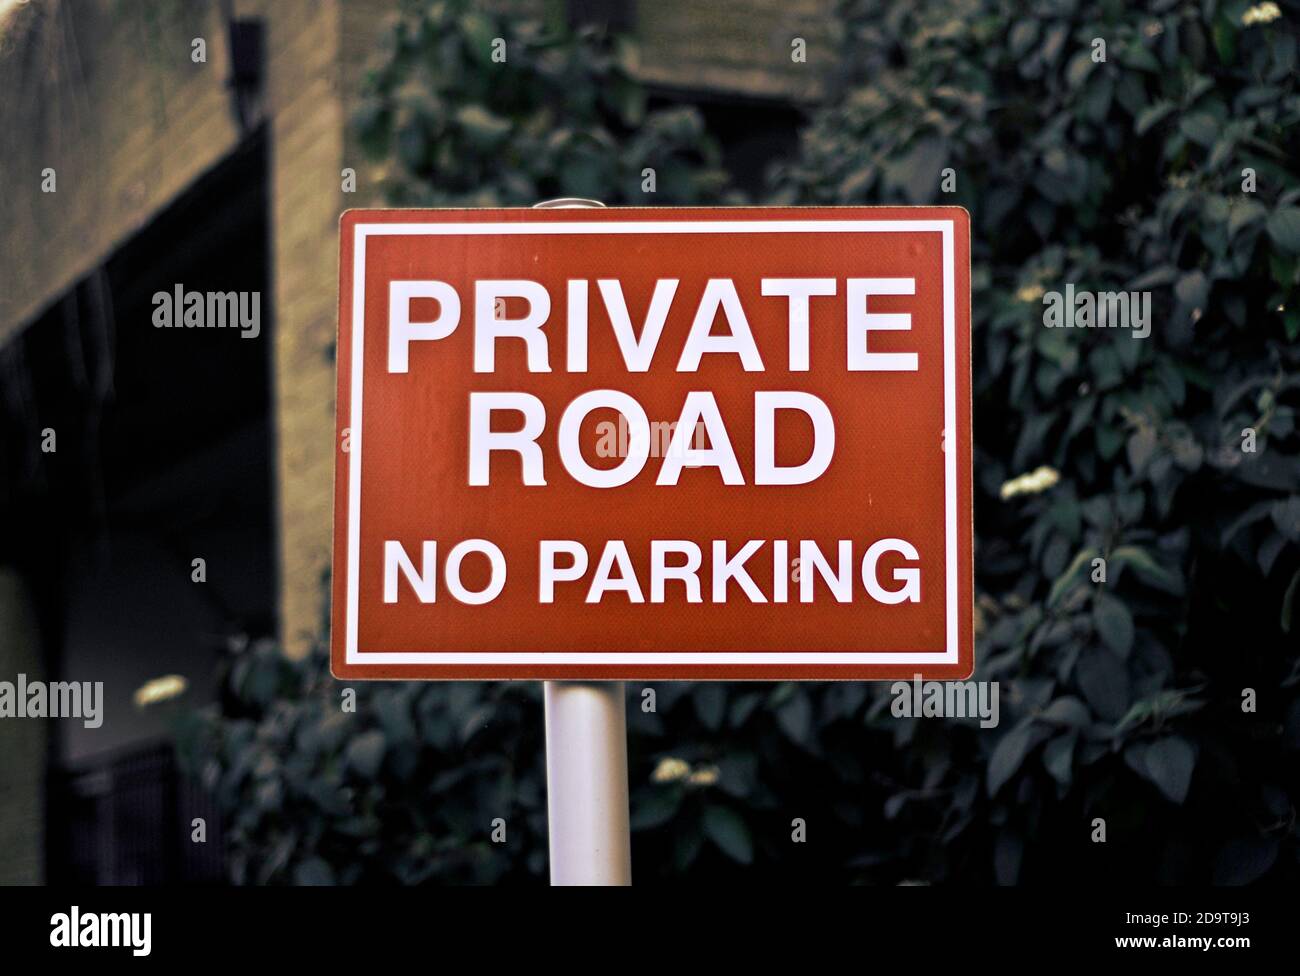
183 0 1300 884
768 0 1300 884
351 0 731 206
180 639 548 884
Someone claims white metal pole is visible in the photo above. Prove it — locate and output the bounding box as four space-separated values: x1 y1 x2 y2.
543 681 632 885
531 197 631 886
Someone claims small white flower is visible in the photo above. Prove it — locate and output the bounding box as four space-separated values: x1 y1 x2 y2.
651 756 690 783
687 764 720 787
133 674 189 708
999 465 1061 500
1242 3 1282 27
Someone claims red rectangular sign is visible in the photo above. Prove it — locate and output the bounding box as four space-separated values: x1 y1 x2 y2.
331 207 972 680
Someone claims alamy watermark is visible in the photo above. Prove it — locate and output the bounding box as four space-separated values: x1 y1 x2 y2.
0 674 103 728
1042 284 1151 338
595 413 708 460
890 674 1000 728
152 284 261 339
50 907 150 956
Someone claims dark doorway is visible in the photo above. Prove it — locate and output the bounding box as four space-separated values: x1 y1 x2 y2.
0 132 275 883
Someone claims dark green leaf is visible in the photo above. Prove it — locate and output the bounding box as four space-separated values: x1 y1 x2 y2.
1143 735 1196 804
630 787 681 830
1077 651 1129 721
1214 837 1278 885
1042 734 1076 786
1093 591 1135 657
776 692 813 745
345 730 386 779
1266 207 1300 252
702 805 753 864
987 721 1038 795
1134 101 1175 135
293 857 336 886
693 684 726 730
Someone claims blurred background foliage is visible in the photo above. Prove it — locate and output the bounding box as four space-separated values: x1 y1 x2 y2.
180 0 1300 884
350 0 733 205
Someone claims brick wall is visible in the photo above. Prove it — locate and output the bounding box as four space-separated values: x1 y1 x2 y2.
636 0 830 100
269 0 389 658
0 0 244 346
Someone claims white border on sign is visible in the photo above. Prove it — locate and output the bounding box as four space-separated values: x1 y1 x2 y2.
346 220 959 665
